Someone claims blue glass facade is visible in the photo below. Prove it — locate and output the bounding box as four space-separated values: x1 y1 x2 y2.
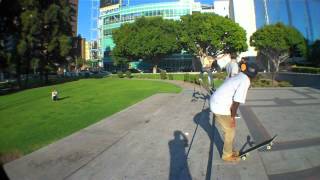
99 0 208 71
254 0 320 42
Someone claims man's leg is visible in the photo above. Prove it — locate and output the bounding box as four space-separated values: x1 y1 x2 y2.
214 114 236 159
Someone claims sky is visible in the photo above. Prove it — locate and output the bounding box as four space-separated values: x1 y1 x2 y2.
77 0 214 41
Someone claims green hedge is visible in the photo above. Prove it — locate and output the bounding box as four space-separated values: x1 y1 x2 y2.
129 72 292 87
291 66 320 74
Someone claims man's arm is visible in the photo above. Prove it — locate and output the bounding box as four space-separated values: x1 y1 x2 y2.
231 101 240 118
230 101 240 127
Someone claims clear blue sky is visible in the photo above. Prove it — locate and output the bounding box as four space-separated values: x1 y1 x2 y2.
77 0 214 40
77 0 92 40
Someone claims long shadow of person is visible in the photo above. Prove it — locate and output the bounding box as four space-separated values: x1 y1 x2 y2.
168 131 192 180
191 90 209 102
193 108 223 180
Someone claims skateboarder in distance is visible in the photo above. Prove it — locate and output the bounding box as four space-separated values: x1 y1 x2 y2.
209 62 258 162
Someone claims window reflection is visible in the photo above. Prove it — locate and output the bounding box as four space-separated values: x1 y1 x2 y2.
254 0 319 42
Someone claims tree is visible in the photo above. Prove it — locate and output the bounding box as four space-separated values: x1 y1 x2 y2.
18 0 42 87
308 40 320 66
43 2 72 81
0 0 21 84
112 17 181 73
0 0 74 88
179 13 247 69
250 23 306 73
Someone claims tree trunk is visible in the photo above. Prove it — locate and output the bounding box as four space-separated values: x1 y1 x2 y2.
24 58 31 88
45 68 49 84
15 57 21 89
25 68 29 88
0 70 4 81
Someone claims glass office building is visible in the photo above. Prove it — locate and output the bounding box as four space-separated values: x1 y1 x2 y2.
99 0 213 71
254 0 320 43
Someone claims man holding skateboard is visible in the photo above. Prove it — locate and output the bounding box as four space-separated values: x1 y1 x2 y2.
210 62 258 162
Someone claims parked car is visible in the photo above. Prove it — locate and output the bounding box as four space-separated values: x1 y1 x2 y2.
128 69 143 73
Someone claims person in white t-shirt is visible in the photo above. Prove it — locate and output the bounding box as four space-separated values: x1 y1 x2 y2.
210 62 258 162
52 88 58 101
225 53 239 79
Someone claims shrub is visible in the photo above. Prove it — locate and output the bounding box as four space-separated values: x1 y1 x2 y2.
291 66 320 74
213 72 227 80
160 70 167 80
117 71 124 78
278 81 292 87
168 74 173 80
0 150 22 164
193 74 200 85
184 73 190 82
125 70 132 78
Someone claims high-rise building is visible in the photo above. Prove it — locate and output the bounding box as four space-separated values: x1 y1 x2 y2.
229 0 257 57
69 0 79 36
99 0 209 71
98 0 320 71
226 0 320 57
213 0 229 18
253 0 319 43
85 41 91 61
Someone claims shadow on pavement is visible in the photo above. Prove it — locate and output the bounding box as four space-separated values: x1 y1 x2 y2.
0 165 9 180
168 130 192 180
191 90 210 102
240 135 255 153
193 108 224 180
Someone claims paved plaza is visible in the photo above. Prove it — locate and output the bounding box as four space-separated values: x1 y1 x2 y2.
4 81 320 180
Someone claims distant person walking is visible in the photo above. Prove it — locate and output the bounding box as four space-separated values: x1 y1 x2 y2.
225 53 239 80
210 62 258 162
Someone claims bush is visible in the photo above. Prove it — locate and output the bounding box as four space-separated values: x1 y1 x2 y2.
160 70 167 80
0 150 22 164
251 78 292 87
291 66 320 74
168 74 173 80
278 81 292 87
193 74 200 85
117 71 124 78
125 70 132 78
213 72 227 80
184 73 190 82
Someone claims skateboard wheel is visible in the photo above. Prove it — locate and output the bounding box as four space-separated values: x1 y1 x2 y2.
241 156 247 160
267 145 272 150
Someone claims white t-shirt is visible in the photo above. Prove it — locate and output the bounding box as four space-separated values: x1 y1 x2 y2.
210 72 250 115
226 60 239 79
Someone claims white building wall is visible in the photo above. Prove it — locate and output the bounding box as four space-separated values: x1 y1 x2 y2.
231 0 257 57
213 0 229 17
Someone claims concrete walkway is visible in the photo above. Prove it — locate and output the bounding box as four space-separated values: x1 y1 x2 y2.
4 80 320 180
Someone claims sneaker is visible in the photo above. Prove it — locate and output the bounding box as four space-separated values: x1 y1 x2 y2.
222 155 240 163
235 113 241 119
233 151 240 157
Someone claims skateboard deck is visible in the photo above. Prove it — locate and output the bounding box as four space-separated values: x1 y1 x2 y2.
239 135 277 160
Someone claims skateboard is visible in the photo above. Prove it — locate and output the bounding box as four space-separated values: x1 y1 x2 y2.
239 135 277 160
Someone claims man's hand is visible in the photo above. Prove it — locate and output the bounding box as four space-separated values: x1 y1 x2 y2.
231 117 236 128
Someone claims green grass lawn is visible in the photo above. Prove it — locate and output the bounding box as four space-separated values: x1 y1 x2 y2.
0 78 181 155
